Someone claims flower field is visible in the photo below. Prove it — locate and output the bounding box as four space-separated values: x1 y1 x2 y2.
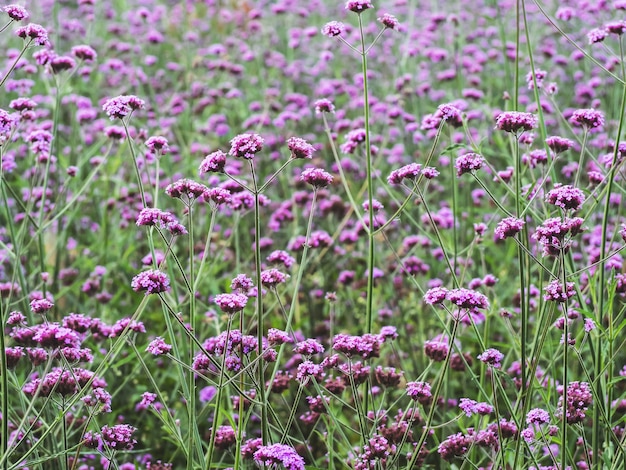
1 0 626 469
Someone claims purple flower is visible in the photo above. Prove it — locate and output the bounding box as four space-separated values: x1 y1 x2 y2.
459 398 493 417
287 136 315 159
100 424 137 450
102 95 145 120
267 328 293 345
30 298 53 314
15 23 49 46
546 135 574 153
4 5 29 21
260 268 289 288
146 337 172 355
131 269 170 294
438 432 473 461
543 279 576 302
495 111 538 134
229 133 264 159
253 443 306 470
214 293 248 314
406 381 432 404
526 408 550 425
314 98 335 114
570 108 604 129
301 167 333 188
588 27 608 44
322 21 345 37
267 250 296 268
424 286 448 305
557 381 592 424
477 348 504 368
231 274 254 293
145 136 169 154
166 178 209 200
546 184 585 211
71 45 97 62
345 0 374 13
378 13 399 30
494 217 525 239
446 288 489 310
294 338 325 355
455 152 484 176
387 163 421 185
199 150 227 174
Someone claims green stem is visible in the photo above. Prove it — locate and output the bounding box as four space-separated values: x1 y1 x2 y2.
250 161 269 445
357 13 376 336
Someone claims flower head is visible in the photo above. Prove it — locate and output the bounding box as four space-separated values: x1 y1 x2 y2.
102 95 145 120
495 111 538 134
214 293 248 314
314 99 335 114
455 152 484 176
287 136 315 159
229 133 264 159
378 13 399 30
570 108 604 129
131 269 170 295
477 348 504 368
4 5 29 21
322 21 345 37
199 150 227 174
346 0 374 13
301 167 333 188
15 23 49 46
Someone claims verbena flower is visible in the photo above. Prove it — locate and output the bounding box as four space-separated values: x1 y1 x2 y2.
546 184 585 211
301 167 333 188
378 13 399 30
131 269 170 294
477 348 504 368
570 108 604 129
4 4 29 21
102 95 145 120
199 150 227 174
455 152 484 176
494 217 525 239
345 0 374 13
253 443 306 470
495 111 538 134
214 293 248 314
287 136 315 159
321 21 345 37
15 23 49 46
229 133 264 159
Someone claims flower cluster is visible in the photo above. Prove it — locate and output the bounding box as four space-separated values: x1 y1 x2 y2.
102 95 145 120
131 270 170 295
495 111 538 134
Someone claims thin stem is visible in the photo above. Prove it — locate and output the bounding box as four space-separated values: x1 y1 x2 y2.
357 12 376 336
250 160 269 444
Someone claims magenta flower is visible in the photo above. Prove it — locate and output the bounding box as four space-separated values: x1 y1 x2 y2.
495 111 538 134
4 4 29 21
346 0 374 13
546 184 585 211
15 23 49 46
570 108 604 129
199 150 227 174
146 337 172 355
100 424 137 450
378 13 399 30
477 348 504 368
455 152 484 176
102 95 145 120
229 133 264 159
214 292 248 314
131 269 170 294
314 98 335 114
254 444 305 470
494 217 525 239
287 136 315 159
321 21 345 37
301 167 333 188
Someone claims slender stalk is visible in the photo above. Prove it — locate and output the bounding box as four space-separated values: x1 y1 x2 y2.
356 12 376 337
186 202 197 470
250 160 269 444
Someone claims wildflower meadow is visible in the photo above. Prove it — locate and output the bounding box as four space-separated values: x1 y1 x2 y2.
2 0 626 468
